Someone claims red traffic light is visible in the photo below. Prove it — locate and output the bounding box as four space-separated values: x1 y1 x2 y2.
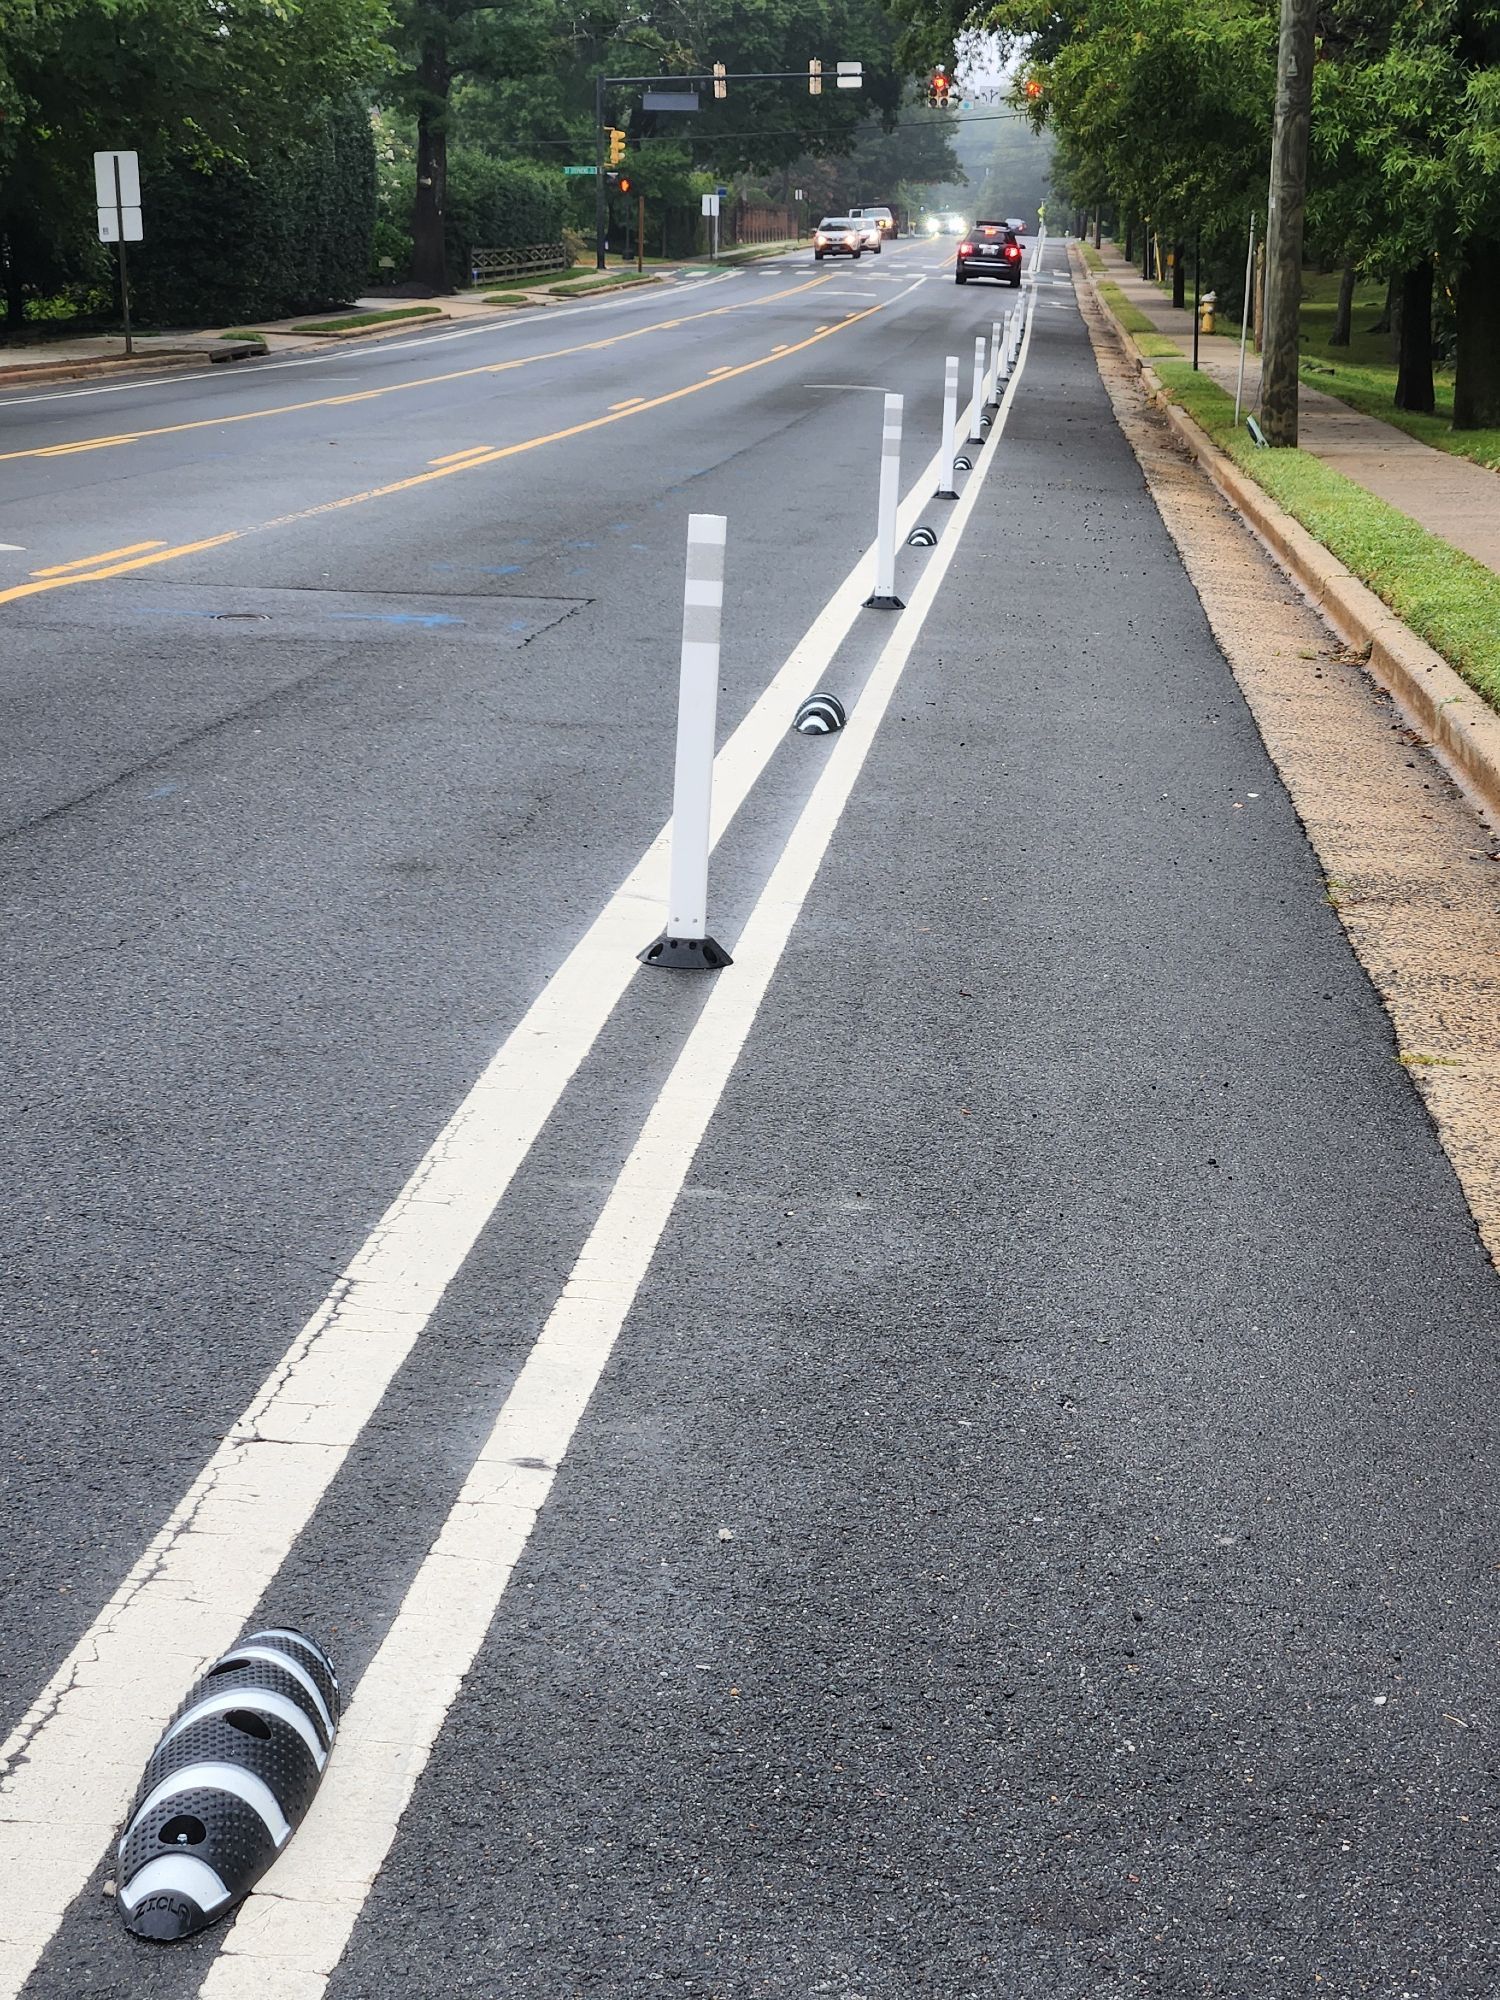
1024 77 1043 98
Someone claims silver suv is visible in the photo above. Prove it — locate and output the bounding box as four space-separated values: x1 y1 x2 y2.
849 204 898 241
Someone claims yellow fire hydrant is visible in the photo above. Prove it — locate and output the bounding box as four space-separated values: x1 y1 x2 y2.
1198 290 1217 336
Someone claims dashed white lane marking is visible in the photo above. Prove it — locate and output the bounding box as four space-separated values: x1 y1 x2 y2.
0 366 973 1999
197 287 1040 2000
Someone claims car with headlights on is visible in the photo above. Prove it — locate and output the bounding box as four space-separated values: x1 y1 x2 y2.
850 204 898 240
813 217 864 260
955 221 1023 285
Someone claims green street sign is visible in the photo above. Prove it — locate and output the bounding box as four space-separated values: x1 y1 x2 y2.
563 166 598 176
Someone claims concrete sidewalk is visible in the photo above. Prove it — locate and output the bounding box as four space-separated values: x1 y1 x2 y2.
1091 239 1500 577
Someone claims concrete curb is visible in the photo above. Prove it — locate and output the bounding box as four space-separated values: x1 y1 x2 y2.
1073 246 1500 827
0 349 207 389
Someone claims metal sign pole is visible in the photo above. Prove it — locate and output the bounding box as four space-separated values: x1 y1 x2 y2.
1235 211 1256 426
594 73 607 271
114 157 133 356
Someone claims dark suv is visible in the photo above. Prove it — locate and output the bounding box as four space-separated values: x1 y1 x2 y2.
955 222 1023 286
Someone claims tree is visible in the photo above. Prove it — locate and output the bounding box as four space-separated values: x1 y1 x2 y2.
0 0 391 328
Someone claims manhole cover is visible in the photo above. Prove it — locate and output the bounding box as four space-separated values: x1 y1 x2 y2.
212 611 271 621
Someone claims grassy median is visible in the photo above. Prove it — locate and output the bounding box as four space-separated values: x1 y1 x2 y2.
1153 357 1500 712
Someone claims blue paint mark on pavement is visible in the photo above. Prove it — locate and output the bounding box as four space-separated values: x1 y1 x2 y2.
327 611 465 629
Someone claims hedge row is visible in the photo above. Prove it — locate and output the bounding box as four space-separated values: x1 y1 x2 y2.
376 149 568 285
131 98 376 325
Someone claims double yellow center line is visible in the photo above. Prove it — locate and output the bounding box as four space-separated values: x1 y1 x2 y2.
0 290 908 613
0 276 833 473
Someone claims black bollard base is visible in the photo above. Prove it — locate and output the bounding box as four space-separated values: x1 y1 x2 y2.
638 933 733 971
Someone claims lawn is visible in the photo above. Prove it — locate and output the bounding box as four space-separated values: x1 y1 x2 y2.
1153 357 1500 714
1124 255 1500 474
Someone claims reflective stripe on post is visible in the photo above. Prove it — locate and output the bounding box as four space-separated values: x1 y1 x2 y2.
638 513 732 970
936 354 959 499
969 335 986 441
865 391 904 610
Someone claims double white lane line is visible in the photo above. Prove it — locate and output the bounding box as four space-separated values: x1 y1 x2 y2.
0 294 1038 1998
200 288 1039 2000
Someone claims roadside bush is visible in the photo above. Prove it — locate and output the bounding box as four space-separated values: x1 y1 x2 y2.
130 98 376 326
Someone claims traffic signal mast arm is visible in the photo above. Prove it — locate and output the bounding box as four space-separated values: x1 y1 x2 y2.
592 60 864 267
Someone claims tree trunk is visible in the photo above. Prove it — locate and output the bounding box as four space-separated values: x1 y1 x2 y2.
1093 208 1102 249
1172 239 1186 309
1124 216 1134 262
1329 263 1355 346
2 235 23 332
1387 274 1403 365
410 32 453 294
1260 0 1318 444
1393 261 1435 413
1453 241 1500 429
1367 272 1394 337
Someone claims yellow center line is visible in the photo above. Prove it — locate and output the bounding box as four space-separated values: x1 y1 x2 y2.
35 435 144 457
30 540 166 577
609 396 645 411
428 446 491 466
1 275 835 470
0 289 896 613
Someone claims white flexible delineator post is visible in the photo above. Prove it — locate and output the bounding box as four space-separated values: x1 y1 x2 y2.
969 336 986 441
988 319 1003 404
937 353 959 498
639 513 732 970
866 392 905 610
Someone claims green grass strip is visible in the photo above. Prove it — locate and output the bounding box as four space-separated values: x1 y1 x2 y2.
1098 281 1161 339
547 272 657 297
296 306 443 333
1080 244 1105 273
484 292 532 306
1153 358 1500 711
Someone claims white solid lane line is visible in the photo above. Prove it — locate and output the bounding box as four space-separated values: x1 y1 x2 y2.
0 370 977 1999
199 288 1039 2000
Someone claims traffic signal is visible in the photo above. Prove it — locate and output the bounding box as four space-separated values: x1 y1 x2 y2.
808 58 822 95
927 66 951 109
607 126 626 165
605 170 633 194
712 61 727 99
1024 77 1044 100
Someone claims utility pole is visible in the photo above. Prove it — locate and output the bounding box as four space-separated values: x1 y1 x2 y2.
1260 0 1317 444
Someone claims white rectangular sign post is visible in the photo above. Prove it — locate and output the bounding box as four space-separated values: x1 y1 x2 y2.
701 190 720 260
94 150 142 355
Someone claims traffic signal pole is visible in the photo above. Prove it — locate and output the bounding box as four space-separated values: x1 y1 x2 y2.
594 72 607 270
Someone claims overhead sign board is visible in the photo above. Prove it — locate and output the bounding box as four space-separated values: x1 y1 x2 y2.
836 60 863 88
643 89 699 111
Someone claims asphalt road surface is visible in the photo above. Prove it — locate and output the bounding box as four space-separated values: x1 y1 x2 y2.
1 234 1495 1999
